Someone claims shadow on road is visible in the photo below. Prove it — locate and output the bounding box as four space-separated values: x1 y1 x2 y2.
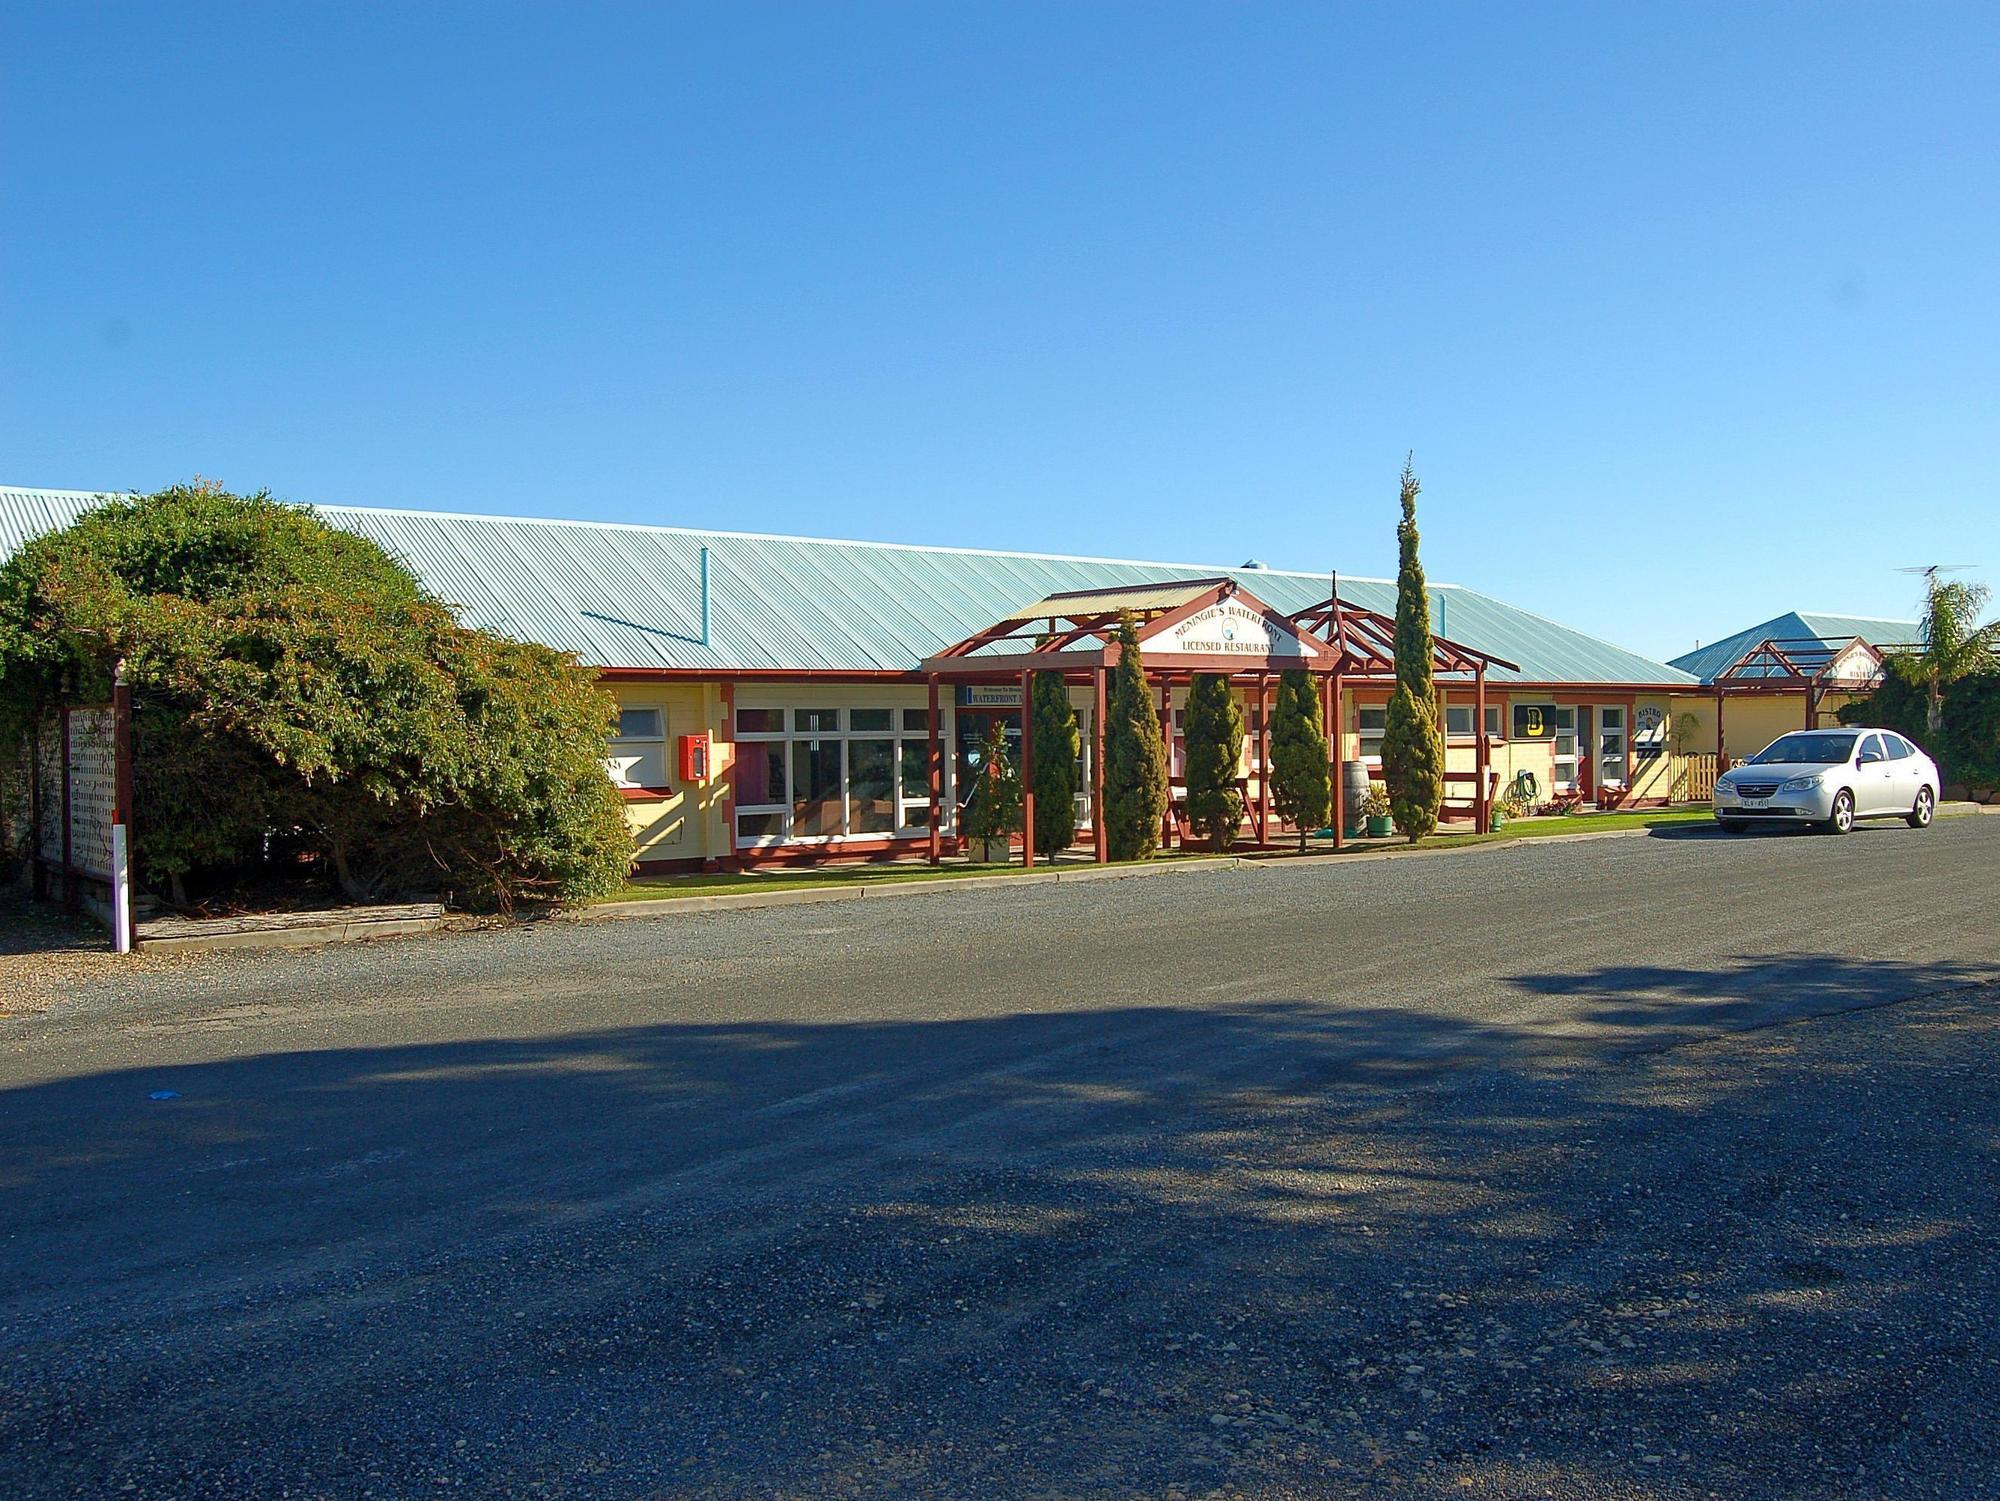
2 950 1996 1497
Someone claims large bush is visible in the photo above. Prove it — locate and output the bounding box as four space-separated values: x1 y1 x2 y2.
1268 668 1330 851
0 483 632 909
1028 668 1081 859
1182 673 1244 851
1840 669 2000 797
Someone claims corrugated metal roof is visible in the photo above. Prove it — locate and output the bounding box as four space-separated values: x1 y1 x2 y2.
1669 611 1920 684
0 485 1696 686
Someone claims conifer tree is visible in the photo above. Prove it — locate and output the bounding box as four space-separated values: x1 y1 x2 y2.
961 719 1021 854
1379 458 1444 840
1102 612 1169 860
1182 673 1244 851
1028 668 1081 859
1268 668 1331 852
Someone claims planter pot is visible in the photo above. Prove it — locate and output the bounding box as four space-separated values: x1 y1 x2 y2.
972 837 1012 863
1365 814 1393 838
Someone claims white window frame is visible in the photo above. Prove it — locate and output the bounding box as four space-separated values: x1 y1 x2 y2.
733 703 945 848
1357 704 1388 764
606 706 668 790
1599 706 1628 787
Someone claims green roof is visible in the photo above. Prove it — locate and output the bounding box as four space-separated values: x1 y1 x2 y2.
0 486 1695 687
1669 611 1920 684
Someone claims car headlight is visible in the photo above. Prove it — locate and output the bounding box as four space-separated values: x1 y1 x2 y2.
1780 774 1823 792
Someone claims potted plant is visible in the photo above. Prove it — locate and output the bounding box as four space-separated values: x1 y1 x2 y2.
961 721 1022 862
1360 783 1394 838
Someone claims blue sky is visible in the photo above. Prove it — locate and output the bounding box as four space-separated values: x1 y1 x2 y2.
4 3 1995 661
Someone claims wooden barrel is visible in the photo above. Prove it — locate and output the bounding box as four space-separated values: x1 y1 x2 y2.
1340 760 1372 833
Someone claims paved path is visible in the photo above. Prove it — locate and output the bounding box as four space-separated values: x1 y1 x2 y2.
3 818 1998 1498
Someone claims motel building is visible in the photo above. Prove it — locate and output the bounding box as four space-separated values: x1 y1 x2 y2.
1665 611 1920 773
2 485 1784 871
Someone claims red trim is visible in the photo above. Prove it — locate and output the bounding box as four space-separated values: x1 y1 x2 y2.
619 786 675 801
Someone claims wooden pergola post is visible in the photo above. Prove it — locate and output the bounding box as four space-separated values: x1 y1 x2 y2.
926 674 942 864
1474 664 1489 833
1092 664 1108 864
1327 669 1343 851
1715 687 1728 773
1019 666 1035 869
1257 674 1271 846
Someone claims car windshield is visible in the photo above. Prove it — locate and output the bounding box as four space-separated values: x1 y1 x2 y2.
1749 733 1857 765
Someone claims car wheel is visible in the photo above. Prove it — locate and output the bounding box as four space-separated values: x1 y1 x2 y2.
1908 786 1935 829
1825 789 1855 835
1719 819 1749 834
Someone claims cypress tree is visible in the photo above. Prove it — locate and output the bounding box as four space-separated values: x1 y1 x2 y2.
1028 668 1082 859
1182 673 1244 851
1379 457 1444 840
1102 612 1169 860
1268 668 1331 852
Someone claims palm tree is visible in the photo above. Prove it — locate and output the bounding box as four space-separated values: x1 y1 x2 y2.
1899 576 2000 736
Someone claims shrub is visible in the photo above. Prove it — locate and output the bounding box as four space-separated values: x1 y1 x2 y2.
1028 668 1081 859
962 719 1022 849
0 483 632 910
1268 669 1330 851
1182 673 1244 851
1102 613 1169 860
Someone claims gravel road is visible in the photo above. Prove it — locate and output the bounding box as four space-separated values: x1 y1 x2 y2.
3 817 1998 1498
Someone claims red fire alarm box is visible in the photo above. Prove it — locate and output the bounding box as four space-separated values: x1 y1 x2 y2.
677 732 711 783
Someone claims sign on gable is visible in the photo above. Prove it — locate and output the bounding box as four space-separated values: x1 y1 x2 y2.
1146 600 1313 660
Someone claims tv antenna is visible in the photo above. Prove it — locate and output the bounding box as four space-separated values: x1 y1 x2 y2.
1896 564 1975 581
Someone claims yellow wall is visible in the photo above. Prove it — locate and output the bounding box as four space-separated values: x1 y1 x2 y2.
1668 690 1871 766
607 681 729 866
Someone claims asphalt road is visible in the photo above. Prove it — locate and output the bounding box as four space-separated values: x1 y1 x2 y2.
3 817 1998 1499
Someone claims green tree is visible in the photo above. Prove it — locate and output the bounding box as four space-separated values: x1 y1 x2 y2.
1378 459 1444 840
1268 669 1331 852
1102 612 1169 860
1899 575 2000 737
0 483 633 909
1182 673 1244 850
961 719 1022 853
1028 668 1081 859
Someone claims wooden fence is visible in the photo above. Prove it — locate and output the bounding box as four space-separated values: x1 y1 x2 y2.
1672 752 1717 803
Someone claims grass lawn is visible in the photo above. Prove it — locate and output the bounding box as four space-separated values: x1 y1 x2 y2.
593 808 1719 903
596 853 1222 902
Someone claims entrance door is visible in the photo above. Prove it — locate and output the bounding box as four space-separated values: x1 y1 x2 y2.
955 710 1022 832
1575 706 1595 800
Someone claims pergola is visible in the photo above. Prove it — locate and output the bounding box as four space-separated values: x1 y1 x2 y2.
918 576 1518 865
1710 634 1898 768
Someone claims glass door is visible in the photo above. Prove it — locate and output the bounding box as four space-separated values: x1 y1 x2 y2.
1598 706 1628 789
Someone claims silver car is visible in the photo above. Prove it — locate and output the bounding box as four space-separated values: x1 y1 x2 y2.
1714 727 1939 834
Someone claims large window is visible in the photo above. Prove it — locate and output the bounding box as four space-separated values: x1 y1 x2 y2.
1445 704 1505 740
606 706 667 789
734 705 942 846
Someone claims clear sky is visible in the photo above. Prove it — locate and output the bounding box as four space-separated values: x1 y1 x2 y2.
4 3 1995 662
